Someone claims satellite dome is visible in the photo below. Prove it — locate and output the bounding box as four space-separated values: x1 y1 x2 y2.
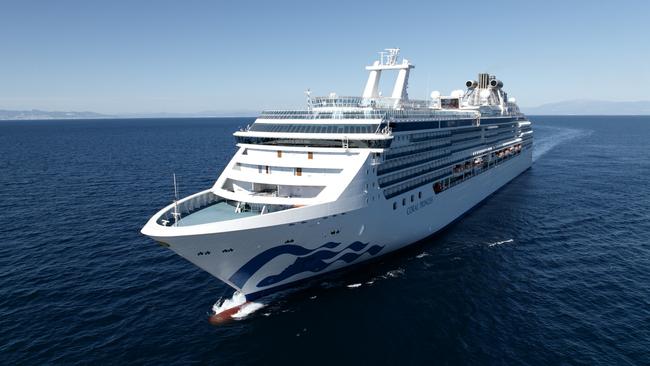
451 89 464 98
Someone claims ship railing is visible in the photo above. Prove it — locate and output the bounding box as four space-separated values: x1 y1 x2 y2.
157 190 220 226
384 109 479 120
258 108 478 122
310 96 434 110
311 96 365 108
258 110 385 120
156 190 296 226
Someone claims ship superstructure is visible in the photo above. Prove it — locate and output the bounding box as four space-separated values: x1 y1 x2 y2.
141 49 533 300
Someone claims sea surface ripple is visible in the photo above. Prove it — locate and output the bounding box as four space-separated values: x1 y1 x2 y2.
0 116 649 365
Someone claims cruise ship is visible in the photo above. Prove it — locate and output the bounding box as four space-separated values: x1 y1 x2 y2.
141 49 533 301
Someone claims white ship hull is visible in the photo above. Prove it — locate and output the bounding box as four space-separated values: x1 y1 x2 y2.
141 50 535 301
145 148 531 300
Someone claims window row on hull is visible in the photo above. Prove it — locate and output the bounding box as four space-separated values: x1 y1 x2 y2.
387 116 517 133
249 123 380 134
432 144 526 195
383 169 452 199
389 118 477 132
384 138 452 160
379 155 460 188
259 110 384 120
409 130 452 142
378 134 524 187
235 136 392 149
378 148 452 175
388 142 528 205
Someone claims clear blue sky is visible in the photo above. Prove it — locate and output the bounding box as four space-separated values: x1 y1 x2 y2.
1 0 648 114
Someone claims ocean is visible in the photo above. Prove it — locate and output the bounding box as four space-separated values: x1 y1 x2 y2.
1 116 648 365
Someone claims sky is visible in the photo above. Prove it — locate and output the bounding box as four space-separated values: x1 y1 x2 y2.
0 0 648 114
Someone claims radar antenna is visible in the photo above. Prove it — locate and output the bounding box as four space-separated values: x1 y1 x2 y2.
305 89 312 111
172 173 181 226
379 48 400 65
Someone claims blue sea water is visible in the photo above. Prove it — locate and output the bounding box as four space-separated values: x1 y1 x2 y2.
0 116 649 365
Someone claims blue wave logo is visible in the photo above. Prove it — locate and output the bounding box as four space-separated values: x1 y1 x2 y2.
228 241 384 289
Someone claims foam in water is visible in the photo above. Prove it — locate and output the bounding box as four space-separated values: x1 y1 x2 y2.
347 283 362 288
212 291 247 314
231 302 266 319
212 291 265 320
488 239 514 247
384 268 405 279
533 126 590 162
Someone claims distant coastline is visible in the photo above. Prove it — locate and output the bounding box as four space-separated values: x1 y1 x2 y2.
2 99 650 120
0 109 258 121
522 100 650 115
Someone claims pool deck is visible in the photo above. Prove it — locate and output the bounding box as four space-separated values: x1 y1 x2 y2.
176 201 258 226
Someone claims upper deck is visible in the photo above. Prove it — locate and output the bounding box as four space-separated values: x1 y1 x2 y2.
235 49 525 147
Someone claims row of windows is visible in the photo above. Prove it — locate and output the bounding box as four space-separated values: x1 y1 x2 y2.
389 118 477 132
390 141 527 207
479 117 517 125
409 130 452 142
384 169 452 199
392 191 424 210
451 130 482 142
483 133 518 146
384 109 477 120
276 150 313 159
483 124 517 137
378 148 452 175
379 155 468 188
451 134 482 144
256 165 311 176
484 130 515 139
250 123 380 134
259 110 384 119
235 137 392 149
432 144 525 195
451 140 489 154
384 138 452 160
485 126 516 136
379 161 453 188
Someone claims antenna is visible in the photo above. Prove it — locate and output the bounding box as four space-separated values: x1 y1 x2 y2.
385 48 400 65
305 89 312 111
172 173 181 226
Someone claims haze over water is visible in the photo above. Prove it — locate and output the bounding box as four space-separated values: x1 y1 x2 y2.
0 116 648 365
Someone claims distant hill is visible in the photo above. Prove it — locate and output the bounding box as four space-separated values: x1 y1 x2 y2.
0 109 111 120
4 101 649 121
523 100 650 115
117 110 259 118
0 109 258 120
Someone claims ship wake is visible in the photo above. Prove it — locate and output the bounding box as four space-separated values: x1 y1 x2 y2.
533 126 591 162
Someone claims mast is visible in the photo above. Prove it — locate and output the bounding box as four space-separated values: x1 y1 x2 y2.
172 173 181 226
362 48 415 103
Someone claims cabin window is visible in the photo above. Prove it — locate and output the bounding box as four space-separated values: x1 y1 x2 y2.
418 191 422 199
402 198 406 206
411 195 414 202
277 150 282 158
308 151 313 160
295 167 302 176
393 202 397 210
265 166 270 174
